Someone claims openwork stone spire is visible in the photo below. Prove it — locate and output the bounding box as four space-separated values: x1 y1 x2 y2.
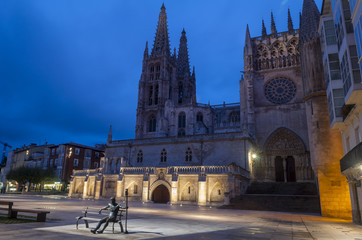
151 3 171 57
177 28 190 77
271 12 277 35
262 20 267 38
300 0 321 44
144 41 149 59
288 9 294 32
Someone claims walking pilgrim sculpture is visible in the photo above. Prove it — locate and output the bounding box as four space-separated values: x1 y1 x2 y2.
90 195 128 234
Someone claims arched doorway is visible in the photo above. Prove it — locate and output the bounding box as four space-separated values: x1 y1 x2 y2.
275 156 284 182
286 156 296 182
152 185 170 203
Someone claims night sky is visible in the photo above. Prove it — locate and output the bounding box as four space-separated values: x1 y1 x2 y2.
0 0 323 150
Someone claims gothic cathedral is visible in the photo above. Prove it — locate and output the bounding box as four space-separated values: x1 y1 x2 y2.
69 0 351 219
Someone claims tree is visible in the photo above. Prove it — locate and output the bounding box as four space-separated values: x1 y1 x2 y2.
6 167 57 192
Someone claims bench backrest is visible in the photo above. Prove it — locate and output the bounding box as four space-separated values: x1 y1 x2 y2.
0 201 13 208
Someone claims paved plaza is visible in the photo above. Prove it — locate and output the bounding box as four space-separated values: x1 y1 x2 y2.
0 194 362 240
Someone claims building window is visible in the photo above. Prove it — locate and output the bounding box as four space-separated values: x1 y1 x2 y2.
148 86 153 105
74 158 79 167
324 20 337 45
85 149 91 157
94 162 99 168
356 127 360 144
178 82 183 104
75 148 80 156
188 186 191 194
349 45 362 83
185 148 192 162
335 6 345 48
156 64 160 72
150 65 154 73
328 54 342 81
229 112 241 126
341 51 352 95
148 115 156 132
333 89 344 118
95 152 100 158
178 112 186 136
196 112 203 122
134 185 138 194
50 159 53 167
51 149 55 155
154 84 159 105
342 0 353 34
160 149 167 163
137 150 143 163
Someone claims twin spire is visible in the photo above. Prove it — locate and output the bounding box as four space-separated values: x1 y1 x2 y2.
151 3 171 57
146 4 191 76
260 9 294 37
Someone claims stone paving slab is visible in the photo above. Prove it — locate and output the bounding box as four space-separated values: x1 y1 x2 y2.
0 194 362 239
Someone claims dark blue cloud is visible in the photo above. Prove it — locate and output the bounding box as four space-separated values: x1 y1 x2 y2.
0 0 323 149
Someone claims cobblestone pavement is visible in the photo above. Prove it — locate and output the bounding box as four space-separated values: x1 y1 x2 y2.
0 194 362 240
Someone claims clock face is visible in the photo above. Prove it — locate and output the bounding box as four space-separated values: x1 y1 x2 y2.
264 78 296 104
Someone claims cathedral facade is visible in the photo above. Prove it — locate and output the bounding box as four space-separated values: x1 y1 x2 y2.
69 3 322 207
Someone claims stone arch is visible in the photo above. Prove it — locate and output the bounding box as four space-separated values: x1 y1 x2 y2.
149 179 172 197
150 180 171 203
126 181 140 196
264 127 306 156
210 182 224 202
180 182 197 202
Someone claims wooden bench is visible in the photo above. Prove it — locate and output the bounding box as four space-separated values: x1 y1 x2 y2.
10 209 50 222
76 207 124 233
0 201 13 218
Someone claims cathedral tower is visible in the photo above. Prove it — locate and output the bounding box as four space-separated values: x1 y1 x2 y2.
299 0 351 219
135 4 197 139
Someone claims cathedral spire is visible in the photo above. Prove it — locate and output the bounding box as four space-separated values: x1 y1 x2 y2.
144 41 149 59
107 125 112 144
300 0 320 44
288 9 294 32
262 20 267 38
271 12 277 35
151 3 171 57
177 28 190 77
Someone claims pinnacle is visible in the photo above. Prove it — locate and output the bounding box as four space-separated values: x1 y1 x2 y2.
161 3 166 10
271 12 277 34
262 19 267 37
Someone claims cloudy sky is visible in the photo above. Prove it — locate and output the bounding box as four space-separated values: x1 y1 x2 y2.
0 0 323 150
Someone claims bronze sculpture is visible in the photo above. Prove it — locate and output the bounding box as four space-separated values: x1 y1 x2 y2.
90 197 126 234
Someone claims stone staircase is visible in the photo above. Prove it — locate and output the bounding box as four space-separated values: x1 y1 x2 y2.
221 182 321 213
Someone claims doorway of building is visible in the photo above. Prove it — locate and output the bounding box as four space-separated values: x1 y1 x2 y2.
286 156 296 182
152 185 170 203
275 156 284 182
